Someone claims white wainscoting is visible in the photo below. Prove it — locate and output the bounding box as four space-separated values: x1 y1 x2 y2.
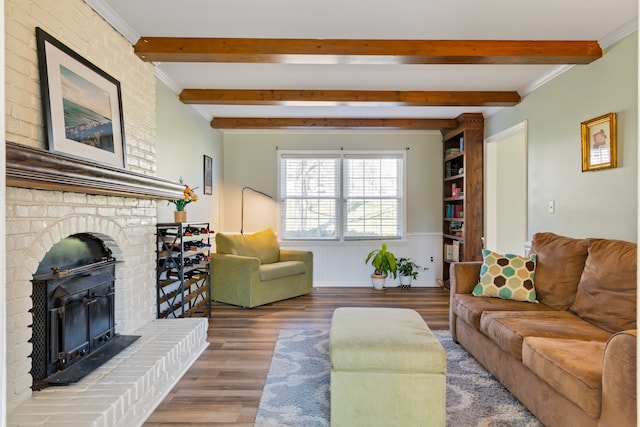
281 233 444 287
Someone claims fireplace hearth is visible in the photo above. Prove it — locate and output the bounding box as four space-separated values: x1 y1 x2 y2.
30 233 139 389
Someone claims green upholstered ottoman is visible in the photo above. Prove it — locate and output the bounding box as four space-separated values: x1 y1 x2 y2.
329 307 446 427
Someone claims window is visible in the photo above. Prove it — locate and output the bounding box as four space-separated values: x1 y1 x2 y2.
343 154 404 239
279 151 405 240
279 154 340 239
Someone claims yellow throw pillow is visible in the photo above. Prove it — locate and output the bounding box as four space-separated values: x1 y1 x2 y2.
215 228 280 264
472 249 538 303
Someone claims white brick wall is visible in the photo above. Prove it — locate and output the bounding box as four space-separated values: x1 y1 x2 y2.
5 0 157 175
5 0 160 412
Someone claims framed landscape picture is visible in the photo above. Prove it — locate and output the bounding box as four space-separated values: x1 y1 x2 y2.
581 112 616 172
36 27 126 168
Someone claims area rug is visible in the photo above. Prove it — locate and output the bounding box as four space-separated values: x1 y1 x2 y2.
255 329 543 427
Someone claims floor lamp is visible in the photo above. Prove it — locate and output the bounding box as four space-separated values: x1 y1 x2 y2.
241 186 273 234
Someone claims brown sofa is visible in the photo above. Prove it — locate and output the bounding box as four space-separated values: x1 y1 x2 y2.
449 232 637 427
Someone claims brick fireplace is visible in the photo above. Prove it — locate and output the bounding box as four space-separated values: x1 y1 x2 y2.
4 1 212 422
5 144 209 426
5 189 147 405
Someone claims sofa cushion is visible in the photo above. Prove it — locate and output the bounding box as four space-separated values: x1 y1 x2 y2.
570 238 637 333
472 249 538 303
523 337 605 418
452 294 554 330
215 228 280 264
530 232 590 310
260 260 306 281
479 311 611 360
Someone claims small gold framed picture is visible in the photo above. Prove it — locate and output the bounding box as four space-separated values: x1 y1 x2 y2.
581 112 617 172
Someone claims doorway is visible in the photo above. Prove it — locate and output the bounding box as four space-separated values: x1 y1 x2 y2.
484 121 528 255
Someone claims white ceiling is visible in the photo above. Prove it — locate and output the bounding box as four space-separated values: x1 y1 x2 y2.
87 0 638 123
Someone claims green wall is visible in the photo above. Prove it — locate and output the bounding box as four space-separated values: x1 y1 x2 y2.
155 80 223 231
220 131 443 234
485 32 638 241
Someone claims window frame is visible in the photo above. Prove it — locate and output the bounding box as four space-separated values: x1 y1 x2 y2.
277 149 407 241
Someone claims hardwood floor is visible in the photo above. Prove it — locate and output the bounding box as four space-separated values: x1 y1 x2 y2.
143 286 451 426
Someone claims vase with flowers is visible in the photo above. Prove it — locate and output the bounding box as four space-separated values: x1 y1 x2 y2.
168 178 198 222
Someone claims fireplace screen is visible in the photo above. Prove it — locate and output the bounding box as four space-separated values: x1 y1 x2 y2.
31 233 138 389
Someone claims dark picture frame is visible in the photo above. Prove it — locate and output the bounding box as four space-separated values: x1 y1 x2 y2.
203 155 213 195
36 27 127 168
581 112 617 172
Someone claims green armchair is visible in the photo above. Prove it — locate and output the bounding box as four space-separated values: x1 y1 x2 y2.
211 228 313 308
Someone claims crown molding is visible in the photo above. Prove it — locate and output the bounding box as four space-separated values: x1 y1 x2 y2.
519 17 638 99
154 67 181 94
490 17 639 118
84 0 140 44
599 18 638 49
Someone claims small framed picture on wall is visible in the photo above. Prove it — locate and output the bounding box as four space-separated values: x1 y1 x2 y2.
581 112 617 172
203 155 213 195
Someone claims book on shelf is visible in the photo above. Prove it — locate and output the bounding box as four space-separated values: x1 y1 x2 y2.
445 241 461 262
445 244 454 260
452 240 460 262
446 204 464 219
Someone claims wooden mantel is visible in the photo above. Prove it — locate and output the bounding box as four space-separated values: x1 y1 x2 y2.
6 141 184 200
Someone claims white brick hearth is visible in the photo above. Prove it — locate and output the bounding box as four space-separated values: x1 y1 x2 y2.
7 319 208 427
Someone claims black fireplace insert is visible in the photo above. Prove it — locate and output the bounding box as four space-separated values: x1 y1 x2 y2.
31 233 139 389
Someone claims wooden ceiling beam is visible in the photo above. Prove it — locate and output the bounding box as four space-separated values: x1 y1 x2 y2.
180 89 521 106
210 117 458 130
135 37 602 65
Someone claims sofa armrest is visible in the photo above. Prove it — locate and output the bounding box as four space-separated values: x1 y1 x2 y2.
448 261 482 342
600 329 637 426
450 261 482 295
280 249 313 263
280 249 314 289
211 253 261 307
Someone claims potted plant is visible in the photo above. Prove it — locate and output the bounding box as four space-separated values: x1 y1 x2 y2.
168 177 198 223
365 243 397 290
396 257 420 288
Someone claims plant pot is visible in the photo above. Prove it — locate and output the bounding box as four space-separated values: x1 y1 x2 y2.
174 210 187 223
399 275 412 288
371 274 387 290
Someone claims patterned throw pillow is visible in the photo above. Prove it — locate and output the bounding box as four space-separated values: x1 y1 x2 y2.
472 249 538 303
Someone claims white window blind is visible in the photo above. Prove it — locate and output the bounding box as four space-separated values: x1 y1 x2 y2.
279 151 404 240
343 154 404 239
279 154 340 239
